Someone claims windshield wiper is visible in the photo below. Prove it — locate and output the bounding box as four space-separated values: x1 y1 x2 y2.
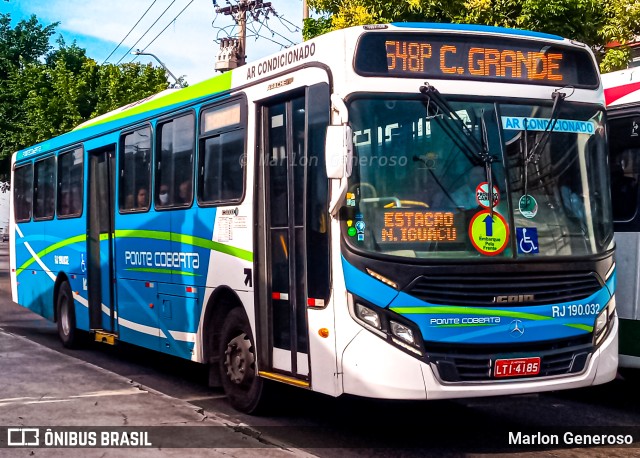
479 109 496 217
521 86 573 200
419 83 496 213
419 83 484 160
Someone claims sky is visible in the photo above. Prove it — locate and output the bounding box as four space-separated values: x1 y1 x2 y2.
0 0 306 85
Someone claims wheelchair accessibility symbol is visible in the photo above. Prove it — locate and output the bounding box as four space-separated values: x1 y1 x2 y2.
516 227 539 254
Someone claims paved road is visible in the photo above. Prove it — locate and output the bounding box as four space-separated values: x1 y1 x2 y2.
1 242 639 456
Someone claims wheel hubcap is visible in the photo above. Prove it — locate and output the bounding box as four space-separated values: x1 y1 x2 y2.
224 333 255 385
60 296 70 336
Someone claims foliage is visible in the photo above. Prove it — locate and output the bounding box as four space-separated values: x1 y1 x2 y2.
0 13 170 181
91 63 168 117
600 46 631 74
0 13 58 79
302 16 332 40
305 0 640 72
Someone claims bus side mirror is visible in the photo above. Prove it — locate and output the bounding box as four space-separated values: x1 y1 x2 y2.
325 125 353 179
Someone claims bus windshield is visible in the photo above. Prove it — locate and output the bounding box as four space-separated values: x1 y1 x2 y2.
343 96 613 260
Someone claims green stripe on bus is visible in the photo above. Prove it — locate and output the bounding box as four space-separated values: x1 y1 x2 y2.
16 234 86 275
114 230 253 262
564 323 593 332
125 268 198 277
389 306 551 321
430 323 494 328
16 228 252 276
74 72 233 131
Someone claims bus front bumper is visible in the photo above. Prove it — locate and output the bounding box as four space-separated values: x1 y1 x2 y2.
341 316 618 400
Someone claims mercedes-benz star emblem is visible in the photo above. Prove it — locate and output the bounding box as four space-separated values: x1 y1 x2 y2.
509 319 525 337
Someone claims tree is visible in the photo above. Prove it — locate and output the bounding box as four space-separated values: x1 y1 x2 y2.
0 13 57 79
91 62 168 117
304 0 640 72
0 14 170 181
0 13 58 181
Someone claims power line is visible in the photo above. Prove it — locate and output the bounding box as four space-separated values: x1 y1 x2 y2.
246 19 292 48
102 0 159 65
272 9 301 34
115 0 178 65
136 0 196 56
260 14 297 46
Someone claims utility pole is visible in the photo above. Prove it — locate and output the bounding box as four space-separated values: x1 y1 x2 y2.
303 0 308 20
215 0 272 71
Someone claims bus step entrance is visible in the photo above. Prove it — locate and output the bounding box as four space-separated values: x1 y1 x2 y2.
93 330 117 345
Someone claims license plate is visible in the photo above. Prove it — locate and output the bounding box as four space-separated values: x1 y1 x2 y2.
494 357 541 378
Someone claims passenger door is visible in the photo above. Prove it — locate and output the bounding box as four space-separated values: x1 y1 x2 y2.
255 83 331 383
87 146 117 333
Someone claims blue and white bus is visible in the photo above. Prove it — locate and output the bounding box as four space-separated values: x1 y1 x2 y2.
10 23 617 413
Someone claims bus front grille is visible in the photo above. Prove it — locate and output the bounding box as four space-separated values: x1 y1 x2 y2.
406 271 603 306
426 336 593 382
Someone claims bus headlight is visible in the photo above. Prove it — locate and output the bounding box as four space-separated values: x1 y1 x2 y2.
355 303 381 329
594 297 616 346
390 320 415 346
349 295 424 357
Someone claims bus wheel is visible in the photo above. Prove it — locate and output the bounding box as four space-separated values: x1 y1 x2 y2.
219 308 267 414
56 281 78 348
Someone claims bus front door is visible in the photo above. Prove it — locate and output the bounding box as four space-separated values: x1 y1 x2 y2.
87 147 117 338
258 94 311 382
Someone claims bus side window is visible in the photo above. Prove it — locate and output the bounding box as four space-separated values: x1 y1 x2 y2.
198 100 245 205
33 156 56 220
57 147 83 218
156 113 195 208
14 164 33 222
119 127 152 212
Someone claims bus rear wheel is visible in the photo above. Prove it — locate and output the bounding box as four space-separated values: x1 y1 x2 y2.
218 308 269 414
56 281 78 348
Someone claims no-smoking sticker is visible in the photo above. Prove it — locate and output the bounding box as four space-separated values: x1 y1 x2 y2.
469 210 509 256
475 182 499 208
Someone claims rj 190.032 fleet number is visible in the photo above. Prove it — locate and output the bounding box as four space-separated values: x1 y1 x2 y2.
551 303 600 318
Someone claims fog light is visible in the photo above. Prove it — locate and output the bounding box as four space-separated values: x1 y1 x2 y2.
356 303 381 329
390 320 415 346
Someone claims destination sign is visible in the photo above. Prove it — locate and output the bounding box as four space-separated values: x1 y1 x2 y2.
355 33 598 87
379 210 459 243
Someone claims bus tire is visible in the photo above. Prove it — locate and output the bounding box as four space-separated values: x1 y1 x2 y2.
56 281 78 348
218 308 269 414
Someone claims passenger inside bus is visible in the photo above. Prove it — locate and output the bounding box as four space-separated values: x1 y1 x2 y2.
177 180 191 204
136 187 149 208
158 184 170 206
